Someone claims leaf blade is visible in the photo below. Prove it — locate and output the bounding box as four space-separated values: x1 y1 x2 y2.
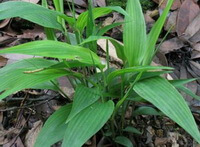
133 76 200 143
62 101 114 147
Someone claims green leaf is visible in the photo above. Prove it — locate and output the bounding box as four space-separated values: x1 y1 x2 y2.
133 106 162 116
0 1 64 30
35 104 72 147
97 22 124 36
170 79 200 101
143 0 174 65
31 81 59 91
0 40 102 68
133 76 200 143
0 58 70 99
123 126 142 135
66 85 100 123
76 6 127 33
80 36 126 61
115 136 133 147
123 0 146 66
62 101 114 147
178 86 200 101
106 66 173 84
170 79 197 87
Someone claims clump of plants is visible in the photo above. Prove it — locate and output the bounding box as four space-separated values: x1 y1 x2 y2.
0 0 200 146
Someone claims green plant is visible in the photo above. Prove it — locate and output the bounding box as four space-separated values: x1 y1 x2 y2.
0 0 200 146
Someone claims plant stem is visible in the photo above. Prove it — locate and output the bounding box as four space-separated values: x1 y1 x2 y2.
110 72 143 136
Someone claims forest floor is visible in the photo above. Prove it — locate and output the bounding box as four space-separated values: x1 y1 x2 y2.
0 0 200 146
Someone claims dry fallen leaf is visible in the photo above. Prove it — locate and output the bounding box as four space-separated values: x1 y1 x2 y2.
66 0 87 7
176 0 199 36
154 137 168 146
3 137 24 147
0 56 8 67
58 76 74 99
159 37 184 54
0 19 10 29
164 11 178 32
193 43 200 52
25 120 43 147
2 54 38 65
97 39 122 62
96 0 106 7
189 29 200 43
22 0 40 3
183 13 200 41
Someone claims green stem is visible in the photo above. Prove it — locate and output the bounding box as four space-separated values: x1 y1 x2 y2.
110 72 143 135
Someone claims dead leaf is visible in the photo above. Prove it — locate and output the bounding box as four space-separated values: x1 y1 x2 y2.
164 11 178 32
22 0 40 4
159 37 184 54
176 0 199 36
193 43 200 52
189 61 200 77
0 56 8 67
25 120 43 147
97 39 122 62
17 26 45 40
2 54 38 65
0 34 17 47
3 137 24 147
168 132 180 147
58 77 74 99
183 13 200 40
102 17 114 27
189 29 200 43
66 0 87 7
155 138 168 146
96 0 106 7
191 50 200 59
0 19 10 29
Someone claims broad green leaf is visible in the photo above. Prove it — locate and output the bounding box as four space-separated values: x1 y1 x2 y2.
0 68 70 100
31 81 59 91
97 22 124 36
62 101 114 147
81 36 126 62
143 0 174 65
123 0 146 66
0 58 69 99
76 6 127 33
133 106 162 116
106 66 173 83
66 85 100 123
115 136 133 147
35 104 72 147
133 76 200 143
0 40 103 68
0 1 65 30
123 126 142 135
